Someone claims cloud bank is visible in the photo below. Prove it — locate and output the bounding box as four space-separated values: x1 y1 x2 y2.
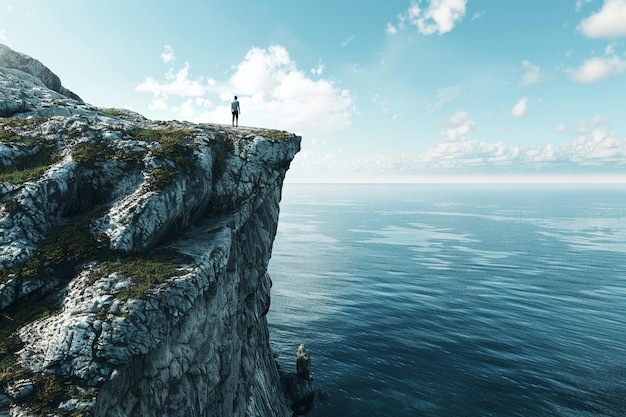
387 0 468 36
292 112 626 179
578 0 626 39
569 55 626 83
136 45 354 133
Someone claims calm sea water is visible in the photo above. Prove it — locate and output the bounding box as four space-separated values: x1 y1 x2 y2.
267 183 626 417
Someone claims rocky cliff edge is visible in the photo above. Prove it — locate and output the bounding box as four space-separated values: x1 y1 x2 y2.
0 44 301 417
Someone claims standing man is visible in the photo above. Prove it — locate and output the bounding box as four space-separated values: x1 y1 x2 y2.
231 96 240 127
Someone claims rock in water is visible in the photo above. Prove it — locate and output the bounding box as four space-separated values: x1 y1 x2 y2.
0 43 300 417
281 344 315 415
296 343 312 380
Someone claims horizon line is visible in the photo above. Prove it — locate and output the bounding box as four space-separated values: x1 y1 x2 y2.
285 174 626 185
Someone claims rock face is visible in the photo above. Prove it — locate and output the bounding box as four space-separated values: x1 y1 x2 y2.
0 44 300 416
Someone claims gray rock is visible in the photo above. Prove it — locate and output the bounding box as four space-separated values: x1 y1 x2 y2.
5 380 34 400
0 44 301 417
0 43 81 102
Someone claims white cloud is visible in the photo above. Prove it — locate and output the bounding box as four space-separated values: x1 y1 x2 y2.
386 22 399 36
137 62 210 97
520 61 547 85
471 10 485 21
570 55 626 83
228 46 292 95
438 111 475 142
420 130 626 171
291 127 626 180
137 45 354 133
149 97 168 111
575 0 593 12
0 29 7 43
172 98 212 119
388 0 468 36
511 98 528 117
431 85 461 110
341 35 355 47
570 115 610 134
555 123 567 133
578 0 626 38
160 45 175 64
416 129 525 171
173 99 197 119
561 129 626 162
605 42 616 55
310 61 324 76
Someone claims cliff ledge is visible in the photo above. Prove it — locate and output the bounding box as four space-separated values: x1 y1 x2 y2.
0 43 300 417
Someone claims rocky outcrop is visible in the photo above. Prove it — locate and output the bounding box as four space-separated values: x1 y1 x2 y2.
0 44 300 416
0 44 83 118
282 344 316 415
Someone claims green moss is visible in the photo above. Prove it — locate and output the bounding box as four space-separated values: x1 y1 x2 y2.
0 141 60 184
34 373 65 405
96 252 190 301
73 140 143 165
149 165 177 191
95 307 108 321
0 121 61 184
154 135 188 167
0 207 108 285
72 141 109 164
5 372 87 416
100 108 126 116
0 117 50 129
0 304 51 352
41 209 109 264
0 359 28 385
0 301 53 381
209 135 235 180
130 127 199 190
0 353 18 373
132 128 160 141
255 129 295 140
132 127 193 141
0 130 25 143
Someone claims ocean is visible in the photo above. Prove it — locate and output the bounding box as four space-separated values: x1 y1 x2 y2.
267 183 626 417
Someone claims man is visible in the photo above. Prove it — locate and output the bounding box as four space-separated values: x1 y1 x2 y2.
231 96 240 127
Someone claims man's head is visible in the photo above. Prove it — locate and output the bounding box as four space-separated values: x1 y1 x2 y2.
234 96 237 100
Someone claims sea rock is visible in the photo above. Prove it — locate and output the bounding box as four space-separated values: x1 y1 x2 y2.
0 43 300 417
281 344 316 415
296 343 312 380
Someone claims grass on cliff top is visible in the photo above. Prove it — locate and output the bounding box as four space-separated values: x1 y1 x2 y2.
99 108 126 117
131 127 196 190
254 129 296 140
132 126 235 186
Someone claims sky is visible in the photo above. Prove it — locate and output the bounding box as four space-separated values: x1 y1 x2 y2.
1 0 626 183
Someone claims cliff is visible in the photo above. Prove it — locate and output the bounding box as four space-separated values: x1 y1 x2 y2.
0 44 301 416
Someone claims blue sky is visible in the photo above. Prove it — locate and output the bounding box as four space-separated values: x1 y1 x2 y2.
1 0 626 183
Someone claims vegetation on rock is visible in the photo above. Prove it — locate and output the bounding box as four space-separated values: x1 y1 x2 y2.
96 250 192 301
0 135 60 184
